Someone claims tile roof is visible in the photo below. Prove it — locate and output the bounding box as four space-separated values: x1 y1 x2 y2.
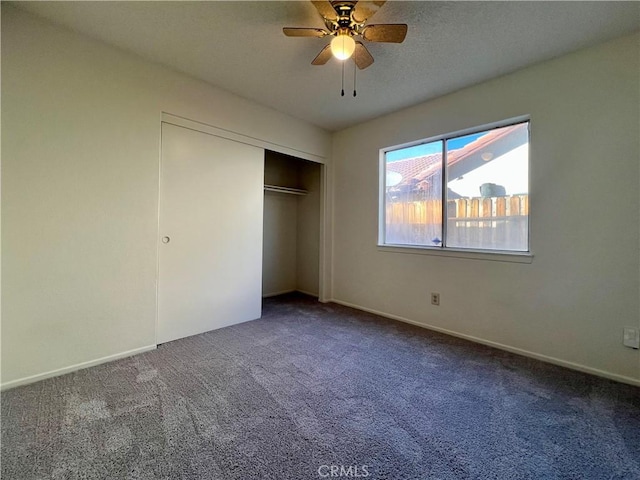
387 124 526 190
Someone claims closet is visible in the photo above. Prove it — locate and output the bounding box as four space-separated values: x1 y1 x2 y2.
158 122 264 344
263 150 322 298
157 122 323 345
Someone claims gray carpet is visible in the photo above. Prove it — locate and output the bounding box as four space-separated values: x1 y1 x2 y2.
2 293 639 480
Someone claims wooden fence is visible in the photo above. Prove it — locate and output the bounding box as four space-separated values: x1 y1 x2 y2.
386 195 528 225
385 195 529 250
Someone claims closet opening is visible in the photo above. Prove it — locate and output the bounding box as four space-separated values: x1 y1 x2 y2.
263 150 322 298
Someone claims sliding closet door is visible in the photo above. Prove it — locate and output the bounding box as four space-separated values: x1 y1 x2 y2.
158 123 264 344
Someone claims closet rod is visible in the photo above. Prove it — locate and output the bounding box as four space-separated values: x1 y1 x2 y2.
264 185 308 196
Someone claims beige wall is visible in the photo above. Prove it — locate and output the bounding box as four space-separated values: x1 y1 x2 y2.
1 6 330 387
3 5 638 389
296 162 322 296
262 152 321 297
330 33 640 384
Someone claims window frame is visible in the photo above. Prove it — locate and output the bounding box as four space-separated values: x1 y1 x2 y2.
378 116 533 263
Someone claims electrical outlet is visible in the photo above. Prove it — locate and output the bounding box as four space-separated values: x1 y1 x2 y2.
623 327 639 349
431 293 440 306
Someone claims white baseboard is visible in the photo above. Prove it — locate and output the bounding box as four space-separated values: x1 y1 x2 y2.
262 289 296 298
4 302 636 390
330 298 640 387
263 289 319 298
295 289 319 298
1 345 157 391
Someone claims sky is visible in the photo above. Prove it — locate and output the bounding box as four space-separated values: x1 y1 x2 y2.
384 125 529 195
386 132 484 162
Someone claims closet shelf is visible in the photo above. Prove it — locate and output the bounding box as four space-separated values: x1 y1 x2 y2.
264 184 308 196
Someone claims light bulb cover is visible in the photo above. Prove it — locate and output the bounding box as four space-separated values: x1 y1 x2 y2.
330 34 356 60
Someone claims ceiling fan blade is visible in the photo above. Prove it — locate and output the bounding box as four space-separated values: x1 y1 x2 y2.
311 0 338 21
362 24 408 43
283 27 328 38
352 1 386 23
312 44 333 65
354 41 374 70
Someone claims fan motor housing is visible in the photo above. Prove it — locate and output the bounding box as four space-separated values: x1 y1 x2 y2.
331 1 361 29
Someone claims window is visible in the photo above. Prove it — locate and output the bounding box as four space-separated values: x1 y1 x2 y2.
381 120 529 253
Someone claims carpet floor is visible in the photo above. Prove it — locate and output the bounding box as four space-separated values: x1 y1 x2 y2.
2 293 639 480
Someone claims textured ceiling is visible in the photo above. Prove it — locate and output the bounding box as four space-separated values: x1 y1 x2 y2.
12 1 640 131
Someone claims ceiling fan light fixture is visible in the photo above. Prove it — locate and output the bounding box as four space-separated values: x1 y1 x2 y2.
330 34 356 60
283 1 408 69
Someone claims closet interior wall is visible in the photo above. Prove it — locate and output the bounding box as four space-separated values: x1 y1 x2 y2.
263 150 321 298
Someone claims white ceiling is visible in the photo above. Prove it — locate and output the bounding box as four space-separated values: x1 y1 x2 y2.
13 1 640 131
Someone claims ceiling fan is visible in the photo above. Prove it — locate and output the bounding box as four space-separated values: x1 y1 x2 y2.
283 1 408 70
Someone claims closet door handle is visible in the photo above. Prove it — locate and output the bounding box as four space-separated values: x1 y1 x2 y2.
162 236 171 244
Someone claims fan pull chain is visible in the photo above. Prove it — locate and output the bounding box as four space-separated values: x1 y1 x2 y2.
353 52 357 97
341 60 345 97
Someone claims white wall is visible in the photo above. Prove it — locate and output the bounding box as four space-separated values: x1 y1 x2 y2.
263 192 299 296
3 5 638 389
331 33 640 384
262 152 321 297
263 151 302 297
296 162 321 296
1 6 330 387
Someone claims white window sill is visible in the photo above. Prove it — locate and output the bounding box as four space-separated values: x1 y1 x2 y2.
377 244 533 263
